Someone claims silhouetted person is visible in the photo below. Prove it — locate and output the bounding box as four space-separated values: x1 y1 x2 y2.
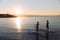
46 20 49 29
35 22 39 40
36 22 39 32
46 20 49 40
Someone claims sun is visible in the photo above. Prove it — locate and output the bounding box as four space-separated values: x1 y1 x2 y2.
15 9 22 16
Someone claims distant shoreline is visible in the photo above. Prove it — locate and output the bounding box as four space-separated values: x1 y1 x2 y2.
0 14 60 18
0 16 60 18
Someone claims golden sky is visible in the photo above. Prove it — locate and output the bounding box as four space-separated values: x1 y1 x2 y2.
0 0 60 16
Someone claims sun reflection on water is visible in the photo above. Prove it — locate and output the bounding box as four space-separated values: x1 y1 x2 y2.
16 17 21 32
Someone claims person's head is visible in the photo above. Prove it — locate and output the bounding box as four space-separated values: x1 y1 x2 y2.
47 20 48 22
47 20 49 24
37 22 39 24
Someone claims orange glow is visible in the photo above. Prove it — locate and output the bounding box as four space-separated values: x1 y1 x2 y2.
15 10 22 14
14 9 23 16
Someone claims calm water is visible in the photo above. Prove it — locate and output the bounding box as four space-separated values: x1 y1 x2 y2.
0 17 60 40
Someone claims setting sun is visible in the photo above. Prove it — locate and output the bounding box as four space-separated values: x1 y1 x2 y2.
15 9 22 16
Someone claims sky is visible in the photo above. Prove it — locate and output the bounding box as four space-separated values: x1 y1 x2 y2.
0 0 60 15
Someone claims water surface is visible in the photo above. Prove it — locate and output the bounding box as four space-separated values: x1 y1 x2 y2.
0 17 60 40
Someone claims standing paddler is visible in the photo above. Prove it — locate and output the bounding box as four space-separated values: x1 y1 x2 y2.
35 22 39 40
46 20 49 40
